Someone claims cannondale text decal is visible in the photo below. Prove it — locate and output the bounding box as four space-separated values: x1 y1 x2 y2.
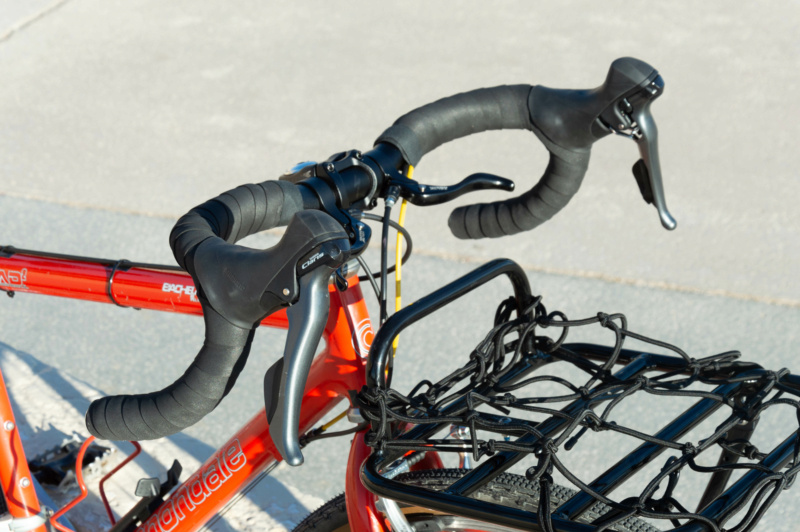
138 439 246 532
0 268 27 290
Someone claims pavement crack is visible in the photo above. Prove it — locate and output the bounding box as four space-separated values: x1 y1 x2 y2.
408 249 800 310
0 0 71 44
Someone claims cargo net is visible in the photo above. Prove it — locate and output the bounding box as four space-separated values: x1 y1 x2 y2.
357 296 800 532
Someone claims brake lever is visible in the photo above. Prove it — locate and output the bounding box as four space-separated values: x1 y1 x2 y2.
389 172 515 206
629 77 676 230
599 71 676 230
631 127 676 230
264 242 347 466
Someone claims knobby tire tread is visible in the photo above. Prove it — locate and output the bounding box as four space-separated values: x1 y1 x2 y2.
293 469 658 532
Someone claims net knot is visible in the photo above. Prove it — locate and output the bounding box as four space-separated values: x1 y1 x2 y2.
469 352 488 383
585 413 602 431
525 464 551 483
597 312 610 327
578 386 592 401
682 442 698 457
597 368 612 382
744 443 761 460
485 439 497 454
647 497 675 514
365 433 386 449
464 411 480 424
535 438 559 457
522 296 543 318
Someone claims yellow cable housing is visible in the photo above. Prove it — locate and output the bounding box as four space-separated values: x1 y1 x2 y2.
392 165 413 354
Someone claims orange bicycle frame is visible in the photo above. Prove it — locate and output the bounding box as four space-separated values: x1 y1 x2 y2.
0 248 386 532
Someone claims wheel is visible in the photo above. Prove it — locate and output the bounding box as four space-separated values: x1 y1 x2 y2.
293 469 658 532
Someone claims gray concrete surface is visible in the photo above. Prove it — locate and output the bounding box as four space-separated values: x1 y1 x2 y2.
0 1 798 530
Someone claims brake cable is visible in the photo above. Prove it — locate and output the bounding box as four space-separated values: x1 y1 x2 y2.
393 164 413 354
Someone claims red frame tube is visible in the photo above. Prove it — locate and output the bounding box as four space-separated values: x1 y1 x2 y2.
0 250 289 326
0 368 46 532
0 250 388 531
99 441 142 525
49 436 96 532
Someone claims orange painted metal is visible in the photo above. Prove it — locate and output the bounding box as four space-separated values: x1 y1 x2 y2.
346 433 386 532
0 250 309 327
134 278 373 531
0 250 393 531
0 368 46 532
49 436 96 532
99 441 142 525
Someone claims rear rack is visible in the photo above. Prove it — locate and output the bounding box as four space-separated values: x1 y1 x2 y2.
357 259 800 532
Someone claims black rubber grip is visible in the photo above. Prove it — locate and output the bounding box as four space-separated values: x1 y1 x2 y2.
86 180 303 441
376 85 533 167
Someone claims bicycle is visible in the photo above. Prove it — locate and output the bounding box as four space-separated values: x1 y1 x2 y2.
1 57 797 532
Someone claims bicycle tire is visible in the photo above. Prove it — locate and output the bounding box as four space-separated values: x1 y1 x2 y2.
293 469 658 532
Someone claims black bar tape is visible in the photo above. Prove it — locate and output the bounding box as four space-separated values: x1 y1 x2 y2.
86 304 254 441
170 180 303 275
449 131 590 239
86 180 303 441
375 84 594 240
448 80 598 240
375 85 533 167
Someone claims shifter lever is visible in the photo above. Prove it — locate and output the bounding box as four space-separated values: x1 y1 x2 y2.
391 172 515 207
264 240 349 466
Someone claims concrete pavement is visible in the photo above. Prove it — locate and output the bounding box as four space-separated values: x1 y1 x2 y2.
1 0 798 303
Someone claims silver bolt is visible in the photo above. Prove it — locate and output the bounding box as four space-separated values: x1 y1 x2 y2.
3 420 14 431
325 163 334 172
19 477 30 488
282 288 290 296
617 123 625 130
449 425 471 439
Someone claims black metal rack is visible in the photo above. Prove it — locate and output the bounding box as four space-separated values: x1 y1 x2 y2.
356 259 800 532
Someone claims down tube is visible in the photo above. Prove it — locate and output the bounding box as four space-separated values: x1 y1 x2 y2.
135 279 371 532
